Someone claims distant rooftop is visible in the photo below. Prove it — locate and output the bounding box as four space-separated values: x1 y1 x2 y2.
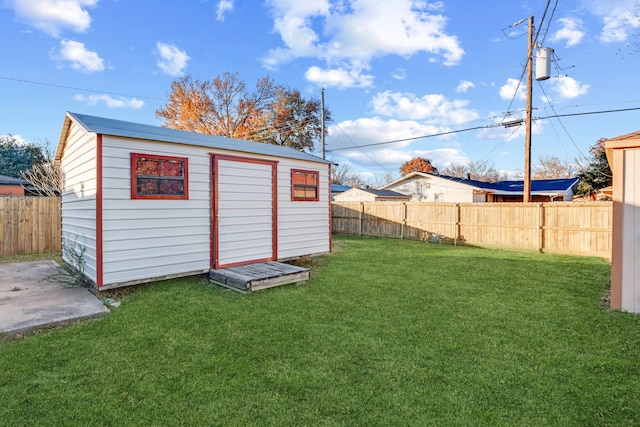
360 188 409 198
331 184 351 193
384 172 578 194
0 174 29 186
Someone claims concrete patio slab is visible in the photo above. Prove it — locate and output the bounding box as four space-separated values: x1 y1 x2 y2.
0 260 109 338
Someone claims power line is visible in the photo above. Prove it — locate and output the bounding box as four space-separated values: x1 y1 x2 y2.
539 0 559 46
536 80 589 162
0 75 165 101
326 106 640 153
327 125 491 152
332 123 398 177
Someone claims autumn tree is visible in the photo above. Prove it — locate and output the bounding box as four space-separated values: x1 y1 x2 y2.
399 157 437 176
439 161 506 182
575 139 612 195
253 87 330 151
156 72 329 152
533 155 577 179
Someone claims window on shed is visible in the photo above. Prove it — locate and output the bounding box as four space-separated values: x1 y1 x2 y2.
131 153 188 199
291 169 319 201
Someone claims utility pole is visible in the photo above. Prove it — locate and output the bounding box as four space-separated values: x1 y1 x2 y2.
321 88 325 159
523 16 534 203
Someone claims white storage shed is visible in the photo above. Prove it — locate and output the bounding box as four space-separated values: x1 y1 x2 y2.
55 112 331 290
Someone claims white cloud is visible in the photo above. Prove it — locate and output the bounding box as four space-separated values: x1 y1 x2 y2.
585 0 640 42
305 65 374 88
216 0 233 22
456 80 475 93
329 117 442 150
264 0 464 88
8 0 97 37
371 90 479 124
340 146 467 171
74 94 144 109
551 76 589 99
499 78 526 101
550 17 585 47
156 42 190 76
392 68 406 81
54 40 104 73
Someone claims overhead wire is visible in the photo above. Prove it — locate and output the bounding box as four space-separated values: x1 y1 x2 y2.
326 106 640 153
332 122 398 177
0 75 165 101
536 80 589 162
539 0 559 46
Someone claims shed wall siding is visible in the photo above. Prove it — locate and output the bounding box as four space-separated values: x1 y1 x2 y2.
60 122 97 283
620 148 640 312
277 160 330 258
100 136 210 285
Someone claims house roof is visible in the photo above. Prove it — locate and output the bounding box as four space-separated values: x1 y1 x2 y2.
360 188 410 198
55 112 331 165
383 171 578 195
331 184 351 193
0 174 29 186
487 177 579 194
382 171 485 191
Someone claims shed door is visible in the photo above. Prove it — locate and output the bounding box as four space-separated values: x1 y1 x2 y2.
212 155 278 268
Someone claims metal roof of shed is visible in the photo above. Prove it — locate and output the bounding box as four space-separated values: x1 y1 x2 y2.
56 112 330 165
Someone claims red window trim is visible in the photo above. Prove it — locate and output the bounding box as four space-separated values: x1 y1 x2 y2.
291 169 320 202
130 152 189 200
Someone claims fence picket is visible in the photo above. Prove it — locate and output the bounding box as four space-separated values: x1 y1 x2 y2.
333 201 613 258
0 196 61 256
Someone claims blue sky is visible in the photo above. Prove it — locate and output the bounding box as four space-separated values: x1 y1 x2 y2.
1 0 639 182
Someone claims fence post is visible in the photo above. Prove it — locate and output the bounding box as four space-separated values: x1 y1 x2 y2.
454 203 460 246
401 202 406 240
358 203 363 237
537 202 544 253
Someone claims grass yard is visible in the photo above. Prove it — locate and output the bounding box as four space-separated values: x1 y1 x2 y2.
1 236 639 426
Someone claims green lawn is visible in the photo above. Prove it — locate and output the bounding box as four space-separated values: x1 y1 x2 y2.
1 236 639 426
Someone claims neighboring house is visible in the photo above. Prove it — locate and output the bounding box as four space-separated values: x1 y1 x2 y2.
55 112 331 290
331 184 351 200
333 187 411 202
0 174 29 196
382 172 488 203
382 172 578 203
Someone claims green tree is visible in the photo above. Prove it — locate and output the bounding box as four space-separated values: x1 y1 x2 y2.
575 139 612 195
0 135 47 178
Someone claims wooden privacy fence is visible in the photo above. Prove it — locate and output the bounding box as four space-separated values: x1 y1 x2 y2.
332 201 613 258
0 196 61 256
